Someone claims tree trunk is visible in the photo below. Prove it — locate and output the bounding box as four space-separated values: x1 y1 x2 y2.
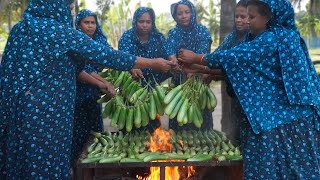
310 0 320 18
75 0 80 15
0 0 10 14
308 0 320 37
219 0 236 136
8 3 12 31
100 0 111 27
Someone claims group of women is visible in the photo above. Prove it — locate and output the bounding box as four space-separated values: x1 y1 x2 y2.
1 0 319 179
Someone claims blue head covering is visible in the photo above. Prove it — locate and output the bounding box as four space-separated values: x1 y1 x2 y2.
119 7 167 54
205 0 320 133
75 9 111 73
124 7 164 45
216 0 248 51
171 0 197 31
167 0 212 55
260 0 320 108
118 7 170 86
24 0 73 26
132 7 158 35
1 0 136 97
75 9 109 46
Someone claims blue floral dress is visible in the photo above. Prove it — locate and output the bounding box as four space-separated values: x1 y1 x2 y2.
216 30 247 146
71 9 111 167
118 7 171 132
167 0 213 130
0 0 136 179
205 0 320 178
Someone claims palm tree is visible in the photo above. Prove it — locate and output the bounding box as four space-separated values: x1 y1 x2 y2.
291 0 320 37
194 0 220 45
96 0 113 26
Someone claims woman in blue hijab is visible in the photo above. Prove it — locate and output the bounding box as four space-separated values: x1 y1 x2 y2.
71 9 115 167
0 0 174 178
216 0 249 146
167 0 213 131
179 0 320 178
119 7 171 87
118 7 171 132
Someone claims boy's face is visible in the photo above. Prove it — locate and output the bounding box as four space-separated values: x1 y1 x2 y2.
247 5 269 35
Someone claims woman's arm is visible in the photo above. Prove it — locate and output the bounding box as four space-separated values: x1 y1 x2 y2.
178 31 277 69
78 71 116 97
65 28 175 72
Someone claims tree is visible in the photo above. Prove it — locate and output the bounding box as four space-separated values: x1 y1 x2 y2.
155 13 175 37
291 0 320 37
96 0 113 27
194 0 220 45
0 0 29 32
101 0 133 48
297 14 320 36
219 0 236 138
0 0 10 14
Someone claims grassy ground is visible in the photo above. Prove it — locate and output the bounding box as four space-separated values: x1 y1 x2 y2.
0 40 6 54
309 48 320 73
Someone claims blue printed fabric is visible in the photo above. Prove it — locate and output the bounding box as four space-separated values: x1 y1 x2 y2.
119 7 170 87
70 9 108 167
215 9 248 146
118 7 171 132
204 0 320 178
167 0 212 56
205 0 320 133
0 0 136 179
75 9 111 73
167 0 213 130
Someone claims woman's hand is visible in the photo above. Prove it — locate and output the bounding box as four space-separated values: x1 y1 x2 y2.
130 69 144 79
99 80 116 97
168 55 182 72
181 64 201 74
177 49 201 64
134 57 176 72
153 58 176 72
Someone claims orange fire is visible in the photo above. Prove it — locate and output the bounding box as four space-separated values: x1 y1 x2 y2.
148 127 173 153
138 127 195 180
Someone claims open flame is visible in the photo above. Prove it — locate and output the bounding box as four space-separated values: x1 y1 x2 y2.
148 127 173 153
137 127 195 180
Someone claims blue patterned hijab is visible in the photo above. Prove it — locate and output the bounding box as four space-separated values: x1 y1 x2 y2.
75 9 111 72
118 7 168 57
167 0 212 55
124 7 164 46
118 7 170 86
261 0 320 107
75 9 109 46
24 0 73 26
205 0 320 133
216 0 248 51
1 0 136 97
132 7 159 36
